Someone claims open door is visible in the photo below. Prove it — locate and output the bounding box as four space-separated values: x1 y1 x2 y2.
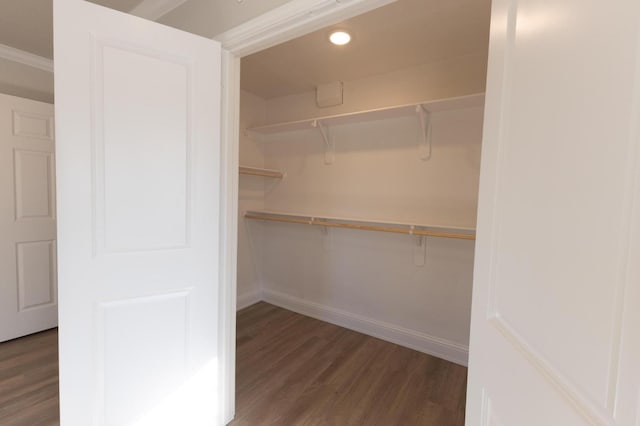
467 0 640 425
0 94 57 342
54 0 223 424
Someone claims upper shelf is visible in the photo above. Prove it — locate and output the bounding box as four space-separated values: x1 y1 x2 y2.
239 166 284 179
247 93 485 135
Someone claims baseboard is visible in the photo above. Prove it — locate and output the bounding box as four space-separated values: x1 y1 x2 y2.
261 288 469 366
237 289 262 311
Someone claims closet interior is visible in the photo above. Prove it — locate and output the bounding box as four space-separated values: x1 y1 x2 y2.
236 0 489 372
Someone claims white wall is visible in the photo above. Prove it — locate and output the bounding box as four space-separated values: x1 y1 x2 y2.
258 108 481 365
236 90 267 309
265 52 487 123
262 109 483 227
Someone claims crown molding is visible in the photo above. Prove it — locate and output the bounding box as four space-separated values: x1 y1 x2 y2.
0 44 53 73
216 0 397 57
129 0 190 21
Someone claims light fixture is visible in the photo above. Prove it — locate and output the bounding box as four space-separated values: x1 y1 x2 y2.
329 31 351 46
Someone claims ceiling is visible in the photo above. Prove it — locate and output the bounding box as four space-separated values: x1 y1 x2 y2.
0 0 299 60
0 0 144 59
158 0 293 40
241 0 491 100
0 0 491 103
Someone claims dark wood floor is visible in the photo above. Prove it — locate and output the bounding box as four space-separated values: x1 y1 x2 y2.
0 328 59 426
0 303 467 425
231 302 467 426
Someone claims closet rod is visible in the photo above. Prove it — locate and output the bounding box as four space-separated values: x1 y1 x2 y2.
245 212 475 241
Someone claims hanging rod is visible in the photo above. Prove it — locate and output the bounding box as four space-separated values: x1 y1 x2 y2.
244 210 475 240
239 166 284 179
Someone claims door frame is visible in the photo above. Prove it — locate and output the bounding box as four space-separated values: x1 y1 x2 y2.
214 0 397 422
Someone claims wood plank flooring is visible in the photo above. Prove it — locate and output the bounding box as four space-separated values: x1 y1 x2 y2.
0 329 59 426
231 302 467 426
0 303 467 425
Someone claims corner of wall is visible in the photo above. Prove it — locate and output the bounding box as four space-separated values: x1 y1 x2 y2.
237 89 268 311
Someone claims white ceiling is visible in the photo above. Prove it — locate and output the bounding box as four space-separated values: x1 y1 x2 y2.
0 0 145 59
158 0 294 39
241 0 491 100
0 0 299 60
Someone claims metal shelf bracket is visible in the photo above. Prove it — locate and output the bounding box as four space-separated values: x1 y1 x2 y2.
416 105 432 161
312 119 335 165
413 233 426 266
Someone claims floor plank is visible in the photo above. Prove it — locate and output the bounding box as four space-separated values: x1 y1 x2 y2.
0 329 59 426
231 302 467 426
0 303 467 425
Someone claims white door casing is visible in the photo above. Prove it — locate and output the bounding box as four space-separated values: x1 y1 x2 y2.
467 0 640 425
54 0 222 424
0 93 57 342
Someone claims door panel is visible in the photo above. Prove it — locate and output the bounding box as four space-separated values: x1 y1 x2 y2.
14 149 54 219
97 42 191 252
16 240 56 311
0 93 57 342
467 0 640 424
54 0 222 424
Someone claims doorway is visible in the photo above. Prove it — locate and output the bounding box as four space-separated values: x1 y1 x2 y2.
231 0 490 423
0 92 59 424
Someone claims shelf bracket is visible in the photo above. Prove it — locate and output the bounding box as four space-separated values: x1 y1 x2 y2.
416 105 432 161
312 119 335 165
412 233 426 267
320 225 332 251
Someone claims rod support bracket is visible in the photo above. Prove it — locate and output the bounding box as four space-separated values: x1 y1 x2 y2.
312 119 335 165
413 234 426 266
416 105 432 161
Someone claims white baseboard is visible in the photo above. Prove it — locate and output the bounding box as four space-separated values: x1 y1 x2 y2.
261 288 469 366
237 289 262 311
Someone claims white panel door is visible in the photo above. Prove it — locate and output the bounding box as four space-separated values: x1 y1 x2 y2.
0 93 57 342
467 0 640 425
54 1 222 424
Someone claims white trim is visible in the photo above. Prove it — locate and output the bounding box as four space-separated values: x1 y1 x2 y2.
217 0 397 57
129 0 189 21
0 44 53 73
219 49 241 425
489 315 613 425
237 290 262 311
262 288 469 366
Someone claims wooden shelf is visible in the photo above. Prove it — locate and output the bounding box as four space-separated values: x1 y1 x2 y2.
244 210 476 241
239 166 284 179
247 93 484 135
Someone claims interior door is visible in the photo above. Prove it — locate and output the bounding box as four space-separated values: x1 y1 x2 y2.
54 0 222 424
467 0 640 425
0 93 57 342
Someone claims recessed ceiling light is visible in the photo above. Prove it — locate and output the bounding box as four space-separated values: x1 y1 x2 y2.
329 31 351 46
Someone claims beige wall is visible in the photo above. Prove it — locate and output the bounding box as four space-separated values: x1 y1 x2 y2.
264 52 487 123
